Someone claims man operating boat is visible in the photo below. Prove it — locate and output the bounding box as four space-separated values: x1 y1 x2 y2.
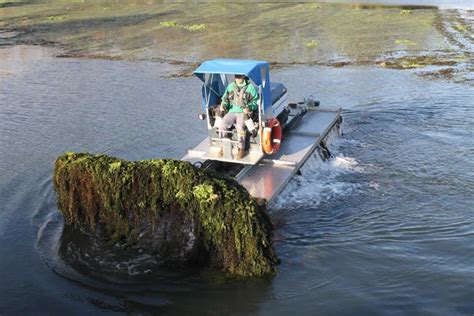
217 74 259 159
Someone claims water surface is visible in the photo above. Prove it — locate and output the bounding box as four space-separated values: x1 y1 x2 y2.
1 46 473 314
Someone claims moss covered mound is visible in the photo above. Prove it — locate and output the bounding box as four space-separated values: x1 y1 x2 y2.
53 152 278 277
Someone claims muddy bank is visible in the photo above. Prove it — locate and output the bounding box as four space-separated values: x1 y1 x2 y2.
0 2 471 81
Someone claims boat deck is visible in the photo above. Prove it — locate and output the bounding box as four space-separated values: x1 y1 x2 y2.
237 109 341 203
183 137 264 165
182 107 341 203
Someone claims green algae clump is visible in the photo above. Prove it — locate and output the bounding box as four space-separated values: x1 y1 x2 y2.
53 152 278 277
394 39 417 46
159 21 207 32
183 24 206 32
159 21 179 28
46 15 67 22
305 40 318 49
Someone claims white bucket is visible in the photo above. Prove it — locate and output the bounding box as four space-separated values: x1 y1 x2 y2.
214 116 222 128
245 118 255 132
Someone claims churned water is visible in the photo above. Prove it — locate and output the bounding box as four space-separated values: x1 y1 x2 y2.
1 46 473 315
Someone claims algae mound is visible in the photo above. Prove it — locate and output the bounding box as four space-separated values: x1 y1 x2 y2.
53 152 278 277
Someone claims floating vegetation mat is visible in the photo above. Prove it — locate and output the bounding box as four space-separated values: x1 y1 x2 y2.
1 2 471 81
53 152 278 278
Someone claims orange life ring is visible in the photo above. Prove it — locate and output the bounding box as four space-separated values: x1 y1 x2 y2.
262 118 282 155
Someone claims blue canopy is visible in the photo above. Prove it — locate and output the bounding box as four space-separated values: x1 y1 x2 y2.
194 59 272 112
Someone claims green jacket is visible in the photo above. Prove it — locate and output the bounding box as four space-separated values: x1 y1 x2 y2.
221 80 259 113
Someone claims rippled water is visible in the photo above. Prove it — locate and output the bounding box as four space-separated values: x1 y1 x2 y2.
1 46 473 314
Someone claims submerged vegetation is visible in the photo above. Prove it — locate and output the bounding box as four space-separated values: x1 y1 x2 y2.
0 1 471 84
0 0 473 82
46 15 67 22
159 21 206 32
0 1 468 84
0 2 470 75
305 40 319 49
394 39 417 46
53 152 278 277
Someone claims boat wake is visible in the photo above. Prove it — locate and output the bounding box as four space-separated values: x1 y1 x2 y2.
271 135 363 211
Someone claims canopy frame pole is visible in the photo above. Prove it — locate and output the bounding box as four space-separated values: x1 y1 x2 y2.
258 85 264 153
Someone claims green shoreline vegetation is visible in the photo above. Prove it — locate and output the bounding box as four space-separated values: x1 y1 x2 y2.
53 152 278 277
0 1 471 84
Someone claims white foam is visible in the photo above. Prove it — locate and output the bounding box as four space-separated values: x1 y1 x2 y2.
331 155 363 172
270 145 362 210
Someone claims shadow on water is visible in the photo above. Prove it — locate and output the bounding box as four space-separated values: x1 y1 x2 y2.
57 225 200 284
36 204 274 314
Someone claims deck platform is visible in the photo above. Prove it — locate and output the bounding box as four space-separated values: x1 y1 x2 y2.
237 109 341 203
182 107 341 203
182 137 264 165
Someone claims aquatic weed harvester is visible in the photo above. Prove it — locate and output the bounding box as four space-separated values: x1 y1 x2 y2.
183 59 342 204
